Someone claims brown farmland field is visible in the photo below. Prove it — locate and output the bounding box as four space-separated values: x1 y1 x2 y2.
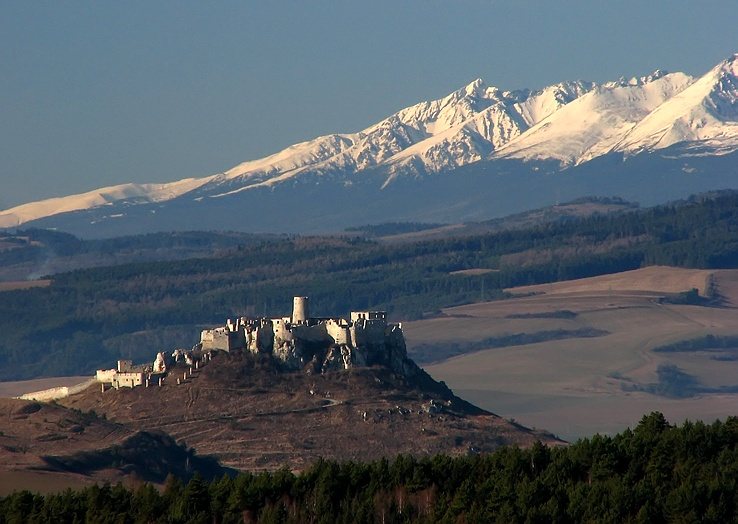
405 267 738 442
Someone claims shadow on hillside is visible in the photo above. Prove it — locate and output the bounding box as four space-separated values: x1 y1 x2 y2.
617 364 738 399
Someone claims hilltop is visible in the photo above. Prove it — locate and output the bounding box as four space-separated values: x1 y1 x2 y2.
0 346 561 492
0 297 562 489
58 351 560 473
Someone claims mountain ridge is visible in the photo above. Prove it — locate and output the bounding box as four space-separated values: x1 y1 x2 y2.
2 53 737 236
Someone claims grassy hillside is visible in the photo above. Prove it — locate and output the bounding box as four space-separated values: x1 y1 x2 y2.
0 192 737 380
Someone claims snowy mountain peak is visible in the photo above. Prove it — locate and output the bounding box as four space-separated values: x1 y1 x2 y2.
463 78 488 97
2 54 738 232
605 69 669 89
497 71 696 164
609 53 738 156
705 52 738 89
705 53 738 119
719 52 738 69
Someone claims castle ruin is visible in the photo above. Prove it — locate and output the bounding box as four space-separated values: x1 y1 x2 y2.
199 296 416 376
36 296 420 396
18 298 416 400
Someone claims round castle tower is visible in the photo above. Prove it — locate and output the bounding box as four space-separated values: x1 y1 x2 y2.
292 296 310 324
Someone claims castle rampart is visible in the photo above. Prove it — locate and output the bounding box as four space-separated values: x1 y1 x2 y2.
17 378 98 402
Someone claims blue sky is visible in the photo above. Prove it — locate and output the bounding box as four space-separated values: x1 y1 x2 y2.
2 1 737 210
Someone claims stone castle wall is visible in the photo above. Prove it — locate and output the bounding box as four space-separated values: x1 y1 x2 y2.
198 297 415 376
17 378 98 402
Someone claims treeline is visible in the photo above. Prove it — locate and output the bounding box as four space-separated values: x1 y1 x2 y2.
4 413 738 522
0 229 274 280
653 334 738 353
345 222 447 237
1 193 738 380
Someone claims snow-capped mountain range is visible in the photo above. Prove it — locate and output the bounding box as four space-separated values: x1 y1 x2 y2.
3 53 738 237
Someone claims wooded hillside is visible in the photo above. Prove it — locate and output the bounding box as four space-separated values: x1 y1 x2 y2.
1 192 737 380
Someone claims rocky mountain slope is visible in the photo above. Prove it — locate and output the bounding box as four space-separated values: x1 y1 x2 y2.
1 54 737 237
